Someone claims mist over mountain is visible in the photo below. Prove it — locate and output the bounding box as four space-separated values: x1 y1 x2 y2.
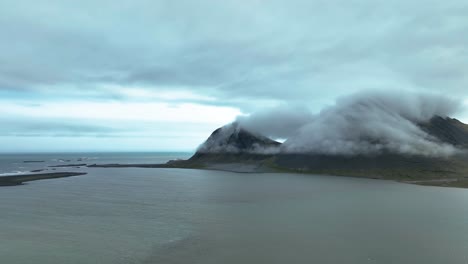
196 122 281 154
181 93 468 182
233 91 463 157
90 90 468 185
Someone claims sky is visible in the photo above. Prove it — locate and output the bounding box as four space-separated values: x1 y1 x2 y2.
0 0 467 152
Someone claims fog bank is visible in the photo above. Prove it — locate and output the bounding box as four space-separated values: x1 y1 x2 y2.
237 91 462 156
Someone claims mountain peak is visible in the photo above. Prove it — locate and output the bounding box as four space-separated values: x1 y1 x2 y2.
419 115 468 148
196 122 281 154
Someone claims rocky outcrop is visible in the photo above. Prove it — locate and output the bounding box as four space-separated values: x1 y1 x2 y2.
419 116 468 148
196 122 281 154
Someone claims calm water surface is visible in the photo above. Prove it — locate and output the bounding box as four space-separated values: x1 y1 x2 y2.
1 153 468 263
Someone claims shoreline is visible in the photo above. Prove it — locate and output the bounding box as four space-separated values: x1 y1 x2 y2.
88 162 468 189
0 172 88 186
2 161 466 188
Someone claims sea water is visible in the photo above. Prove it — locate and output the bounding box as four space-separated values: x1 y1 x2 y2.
1 153 468 263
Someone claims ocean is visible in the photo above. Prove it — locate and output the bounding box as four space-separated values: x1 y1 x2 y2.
1 152 468 263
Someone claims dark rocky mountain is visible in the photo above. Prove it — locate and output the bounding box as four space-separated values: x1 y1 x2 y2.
192 115 468 157
184 123 280 167
419 116 468 148
91 115 468 187
170 116 468 186
196 122 281 154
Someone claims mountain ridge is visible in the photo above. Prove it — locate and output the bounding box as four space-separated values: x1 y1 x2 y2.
419 116 468 148
171 115 468 187
90 115 468 188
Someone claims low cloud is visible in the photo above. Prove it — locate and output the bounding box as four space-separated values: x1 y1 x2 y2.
236 91 462 157
236 105 314 139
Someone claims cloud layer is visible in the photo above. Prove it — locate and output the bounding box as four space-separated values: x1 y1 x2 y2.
1 0 468 109
237 91 462 156
1 1 468 151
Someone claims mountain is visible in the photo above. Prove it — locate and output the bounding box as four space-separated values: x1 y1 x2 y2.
196 122 281 154
183 123 281 169
167 115 468 187
92 116 468 188
419 116 468 148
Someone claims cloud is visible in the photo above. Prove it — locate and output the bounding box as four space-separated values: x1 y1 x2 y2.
0 1 467 152
0 98 240 151
0 0 467 111
236 105 314 139
0 118 117 137
237 91 463 157
0 100 241 124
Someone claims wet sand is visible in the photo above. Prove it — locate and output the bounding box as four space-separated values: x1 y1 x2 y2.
0 172 87 186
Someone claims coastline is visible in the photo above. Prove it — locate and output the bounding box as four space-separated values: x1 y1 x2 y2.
87 162 468 189
0 172 88 186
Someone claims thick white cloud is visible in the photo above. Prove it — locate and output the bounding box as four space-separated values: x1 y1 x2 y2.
238 91 463 157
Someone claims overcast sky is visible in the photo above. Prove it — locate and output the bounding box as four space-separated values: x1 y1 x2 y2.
1 0 467 152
